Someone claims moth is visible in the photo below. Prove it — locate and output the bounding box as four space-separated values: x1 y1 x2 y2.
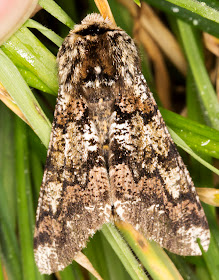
34 13 210 274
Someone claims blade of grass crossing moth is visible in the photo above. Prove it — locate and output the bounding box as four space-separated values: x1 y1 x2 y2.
0 49 51 147
83 231 131 280
83 232 110 279
116 221 183 280
177 20 219 130
100 232 132 280
101 224 149 280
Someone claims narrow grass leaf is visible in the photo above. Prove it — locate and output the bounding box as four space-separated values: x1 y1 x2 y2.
160 108 219 159
116 221 183 280
24 19 64 47
177 20 219 130
38 0 74 28
143 0 219 37
164 0 219 24
59 263 83 280
0 49 51 147
15 118 36 280
100 232 132 280
2 27 58 94
168 128 219 176
101 224 149 280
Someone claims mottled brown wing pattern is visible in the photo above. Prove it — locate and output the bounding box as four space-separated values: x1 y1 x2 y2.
34 89 111 274
34 13 210 275
109 71 210 255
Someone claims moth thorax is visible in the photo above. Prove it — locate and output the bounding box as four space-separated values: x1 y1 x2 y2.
88 96 114 147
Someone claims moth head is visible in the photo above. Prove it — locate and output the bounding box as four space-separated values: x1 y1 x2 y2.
73 13 118 38
57 13 139 87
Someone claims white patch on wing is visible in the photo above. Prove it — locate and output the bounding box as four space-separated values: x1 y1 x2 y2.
40 182 63 214
109 120 135 151
84 205 95 211
159 166 182 199
177 225 210 254
35 242 61 274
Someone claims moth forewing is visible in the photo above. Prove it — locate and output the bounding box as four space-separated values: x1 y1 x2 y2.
34 13 210 274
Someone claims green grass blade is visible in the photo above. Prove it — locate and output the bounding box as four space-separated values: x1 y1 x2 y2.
84 232 111 280
143 0 219 37
38 0 74 28
177 20 219 130
160 108 219 159
116 222 183 280
0 105 22 280
0 216 22 280
15 118 37 280
199 205 219 280
2 27 58 95
0 103 16 228
167 253 199 280
168 128 219 175
0 49 51 147
164 0 219 23
59 264 82 280
101 224 149 280
185 61 219 279
84 231 131 280
100 232 132 280
24 19 64 47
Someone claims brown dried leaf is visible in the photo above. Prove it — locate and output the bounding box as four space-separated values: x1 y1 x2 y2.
0 83 29 125
140 3 187 76
135 23 171 109
203 33 219 57
94 0 116 25
74 252 103 280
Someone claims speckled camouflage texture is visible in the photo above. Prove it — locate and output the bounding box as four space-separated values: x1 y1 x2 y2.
34 14 210 274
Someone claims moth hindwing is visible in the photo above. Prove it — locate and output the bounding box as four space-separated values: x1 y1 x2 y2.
34 13 210 274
